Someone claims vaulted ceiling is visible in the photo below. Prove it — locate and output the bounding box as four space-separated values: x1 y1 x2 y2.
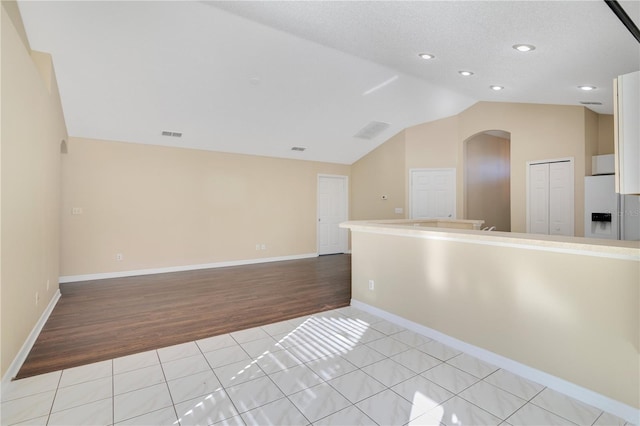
18 1 640 164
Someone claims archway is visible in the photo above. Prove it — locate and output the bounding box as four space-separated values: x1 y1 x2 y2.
464 130 511 231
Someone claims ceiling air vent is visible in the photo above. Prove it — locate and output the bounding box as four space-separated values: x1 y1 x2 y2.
291 146 306 152
161 131 183 137
354 121 390 140
580 101 602 105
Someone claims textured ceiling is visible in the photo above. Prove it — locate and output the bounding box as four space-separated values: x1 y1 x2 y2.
17 1 640 164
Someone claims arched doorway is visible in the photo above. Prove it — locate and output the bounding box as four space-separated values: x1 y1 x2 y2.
465 130 511 231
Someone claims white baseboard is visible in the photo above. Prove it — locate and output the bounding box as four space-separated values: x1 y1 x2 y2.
350 299 640 424
59 253 319 283
2 289 61 389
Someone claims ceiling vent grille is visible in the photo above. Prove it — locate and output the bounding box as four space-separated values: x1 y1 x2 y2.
291 146 306 151
354 121 390 140
580 101 603 105
161 131 183 137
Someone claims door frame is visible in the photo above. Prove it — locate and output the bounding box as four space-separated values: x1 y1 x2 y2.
317 174 349 255
409 168 456 219
525 157 574 234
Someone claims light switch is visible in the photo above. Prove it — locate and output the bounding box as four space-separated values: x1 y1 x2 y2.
395 207 403 214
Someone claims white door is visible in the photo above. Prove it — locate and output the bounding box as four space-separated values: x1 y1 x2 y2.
529 163 550 234
410 169 456 219
527 159 574 236
317 175 348 255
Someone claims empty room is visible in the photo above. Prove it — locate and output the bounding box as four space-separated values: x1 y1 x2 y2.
1 1 639 425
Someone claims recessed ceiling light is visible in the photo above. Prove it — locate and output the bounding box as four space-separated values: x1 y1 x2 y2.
418 53 435 60
578 85 597 91
458 71 474 76
490 85 504 91
513 44 536 52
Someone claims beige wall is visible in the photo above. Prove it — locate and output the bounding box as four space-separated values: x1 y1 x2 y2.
465 133 510 231
1 5 68 378
61 138 349 276
350 131 406 220
598 114 615 154
350 229 639 409
352 102 612 236
585 108 599 177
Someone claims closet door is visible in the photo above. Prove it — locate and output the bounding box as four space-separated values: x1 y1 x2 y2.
529 163 550 234
527 159 574 236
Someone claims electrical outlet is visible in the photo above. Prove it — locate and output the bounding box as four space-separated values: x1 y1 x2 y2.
368 280 375 291
115 253 123 261
72 207 83 215
256 244 260 250
261 244 266 250
35 292 40 305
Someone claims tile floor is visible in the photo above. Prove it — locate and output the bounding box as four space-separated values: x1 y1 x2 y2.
1 306 636 426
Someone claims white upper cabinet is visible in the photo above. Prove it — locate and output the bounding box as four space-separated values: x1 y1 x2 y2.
614 70 640 195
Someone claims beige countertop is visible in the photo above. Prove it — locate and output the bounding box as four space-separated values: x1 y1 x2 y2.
341 219 640 260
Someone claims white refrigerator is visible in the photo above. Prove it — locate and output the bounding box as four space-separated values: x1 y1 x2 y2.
584 175 640 240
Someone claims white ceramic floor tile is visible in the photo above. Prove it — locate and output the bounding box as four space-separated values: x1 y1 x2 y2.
459 380 527 420
327 369 386 404
286 342 336 363
204 345 250 368
340 345 386 368
1 371 61 402
369 319 406 335
167 370 223 404
507 402 578 426
161 353 211 381
354 328 387 344
592 411 629 426
225 376 285 413
421 363 480 394
52 376 112 413
59 360 112 388
289 382 351 423
214 359 265 387
391 330 433 347
114 363 165 395
531 388 602 425
391 375 454 412
196 334 237 353
115 406 179 426
157 341 201 363
113 382 173 423
406 409 447 426
254 349 303 374
0 390 55 425
361 358 416 387
365 335 411 357
11 414 49 426
113 350 159 375
483 369 545 401
261 319 299 336
240 396 309 426
268 364 324 395
432 396 502 426
391 348 442 373
313 405 377 426
446 353 499 379
231 327 271 344
305 354 357 380
347 311 384 325
213 415 247 426
417 341 461 361
174 389 239 426
47 397 112 426
356 388 418 425
240 336 284 358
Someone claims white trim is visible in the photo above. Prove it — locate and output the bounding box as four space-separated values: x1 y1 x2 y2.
2 290 61 389
526 157 574 235
409 168 456 220
59 253 318 283
317 174 349 255
350 299 640 424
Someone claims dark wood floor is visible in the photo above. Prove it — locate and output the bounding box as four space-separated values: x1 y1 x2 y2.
16 255 351 379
